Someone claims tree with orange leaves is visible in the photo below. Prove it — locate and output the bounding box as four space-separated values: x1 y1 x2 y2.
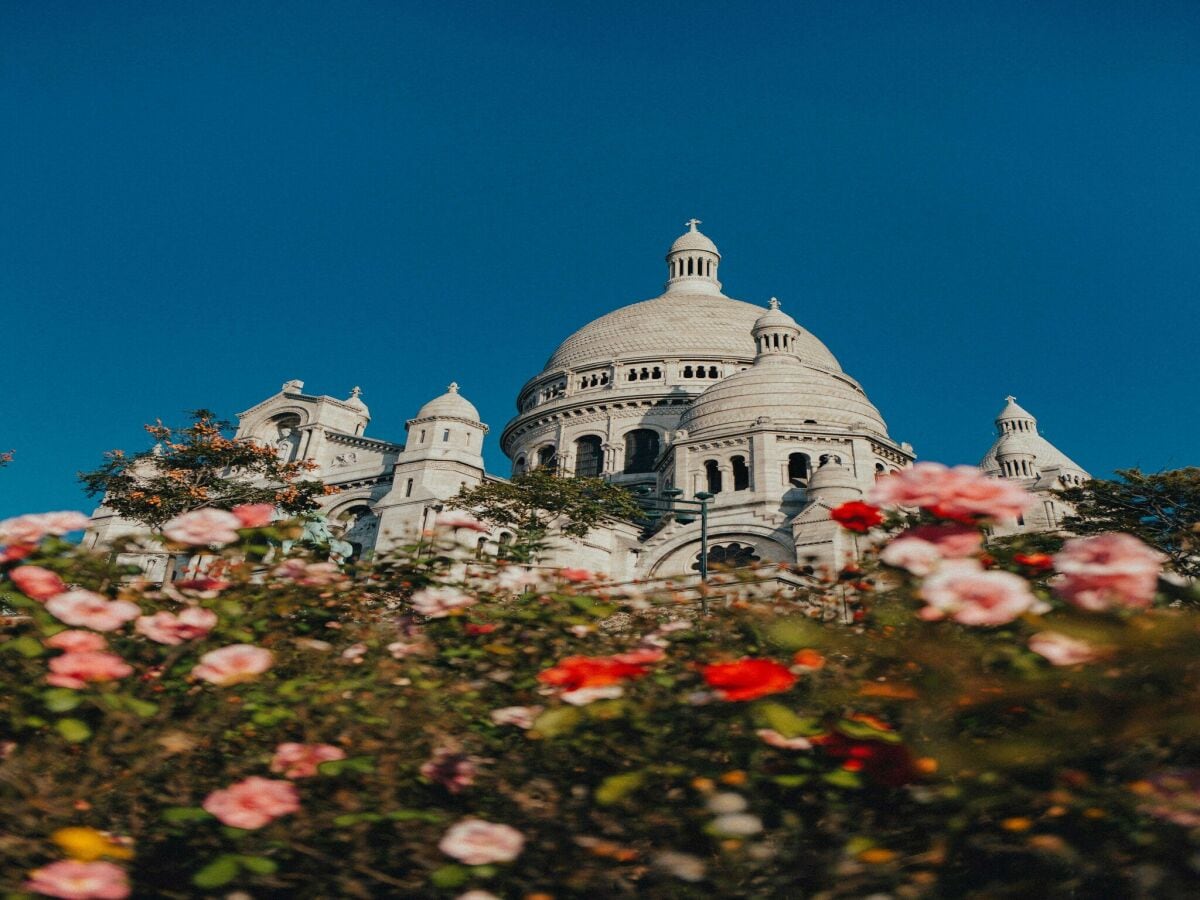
78 409 331 529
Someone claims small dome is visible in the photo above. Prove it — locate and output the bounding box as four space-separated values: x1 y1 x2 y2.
753 297 798 331
344 386 369 414
669 219 720 256
413 382 480 423
680 358 888 437
807 460 862 502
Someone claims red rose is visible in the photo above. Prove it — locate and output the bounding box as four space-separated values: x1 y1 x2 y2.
702 658 797 702
465 623 498 635
1014 553 1054 574
812 731 920 787
537 655 654 691
829 501 883 533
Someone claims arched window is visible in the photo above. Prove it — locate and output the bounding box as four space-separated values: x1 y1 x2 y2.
683 365 693 378
536 445 557 470
731 455 750 491
875 462 886 480
475 536 488 560
693 541 760 573
497 532 513 561
687 257 694 275
708 366 719 378
787 453 810 486
514 456 526 475
623 429 660 474
574 435 603 478
705 459 722 494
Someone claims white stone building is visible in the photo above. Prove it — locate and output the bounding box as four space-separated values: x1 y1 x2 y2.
85 222 1088 578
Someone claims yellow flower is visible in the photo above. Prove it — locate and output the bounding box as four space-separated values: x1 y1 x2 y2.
51 827 134 861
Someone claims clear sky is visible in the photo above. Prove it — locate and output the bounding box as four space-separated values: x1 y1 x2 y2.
2 1 1198 520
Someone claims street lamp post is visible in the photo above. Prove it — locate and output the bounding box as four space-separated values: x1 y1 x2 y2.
633 486 714 585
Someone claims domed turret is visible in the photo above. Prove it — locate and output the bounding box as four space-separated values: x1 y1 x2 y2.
344 386 369 415
413 382 481 424
665 218 722 295
406 383 488 454
980 396 1088 484
806 457 862 504
752 297 803 362
679 299 889 437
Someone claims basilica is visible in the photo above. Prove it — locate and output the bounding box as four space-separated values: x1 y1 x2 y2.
86 222 1091 580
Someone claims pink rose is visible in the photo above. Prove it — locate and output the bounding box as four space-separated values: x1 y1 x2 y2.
879 524 984 575
410 586 477 618
9 565 68 601
162 509 242 546
756 729 814 750
438 818 525 865
870 463 1032 522
35 511 92 535
45 591 141 632
270 742 346 778
191 644 274 686
435 511 490 532
202 776 300 829
561 685 625 705
494 567 545 593
45 630 108 653
47 650 133 689
135 608 218 645
173 578 231 599
387 639 430 659
271 559 347 587
23 859 130 900
421 748 479 794
1 511 90 547
1028 631 1104 666
918 561 1043 626
1052 533 1164 611
232 503 276 528
489 706 543 729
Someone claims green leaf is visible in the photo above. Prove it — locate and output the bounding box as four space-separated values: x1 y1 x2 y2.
595 771 646 805
55 718 91 743
385 809 444 823
237 855 278 875
318 755 375 776
822 769 863 789
123 697 159 718
772 774 810 787
430 865 469 888
763 617 825 651
43 688 82 712
163 806 213 824
3 635 45 658
531 706 583 738
752 702 822 738
836 719 903 743
192 855 240 889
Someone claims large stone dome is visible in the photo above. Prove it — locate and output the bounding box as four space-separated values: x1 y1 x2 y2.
543 291 842 373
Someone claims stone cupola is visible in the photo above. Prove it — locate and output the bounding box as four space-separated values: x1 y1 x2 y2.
665 218 722 295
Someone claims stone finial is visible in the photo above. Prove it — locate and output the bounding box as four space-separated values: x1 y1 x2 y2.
1006 394 1016 403
768 297 780 310
447 382 460 393
282 379 304 393
685 217 702 231
350 386 362 398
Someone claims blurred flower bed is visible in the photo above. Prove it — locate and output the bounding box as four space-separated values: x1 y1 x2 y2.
2 464 1200 898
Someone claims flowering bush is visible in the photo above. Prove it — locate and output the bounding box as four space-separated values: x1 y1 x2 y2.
2 475 1200 898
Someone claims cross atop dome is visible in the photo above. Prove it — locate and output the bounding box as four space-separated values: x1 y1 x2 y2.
448 382 459 393
666 219 722 295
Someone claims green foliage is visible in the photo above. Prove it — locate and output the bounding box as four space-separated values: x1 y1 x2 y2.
77 409 330 529
453 469 646 560
1061 467 1200 579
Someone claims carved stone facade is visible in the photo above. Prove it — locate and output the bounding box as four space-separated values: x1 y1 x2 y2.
85 223 1088 580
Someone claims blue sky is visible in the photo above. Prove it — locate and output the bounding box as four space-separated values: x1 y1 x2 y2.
2 1 1198 519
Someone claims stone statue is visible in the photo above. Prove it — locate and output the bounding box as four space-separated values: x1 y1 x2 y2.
281 514 354 564
275 423 301 463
